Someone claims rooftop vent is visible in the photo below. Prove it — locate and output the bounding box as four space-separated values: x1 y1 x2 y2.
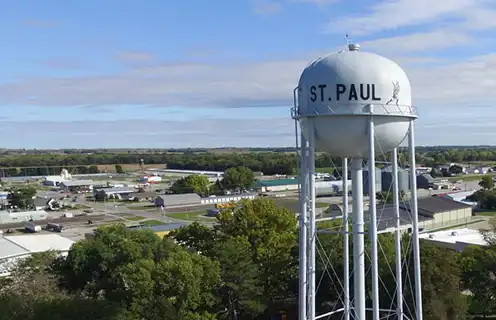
348 43 360 51
451 231 458 236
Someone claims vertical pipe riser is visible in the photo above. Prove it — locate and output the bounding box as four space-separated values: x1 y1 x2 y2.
408 121 423 320
368 108 380 320
351 158 366 320
342 158 350 320
308 121 317 320
392 148 404 320
299 133 308 320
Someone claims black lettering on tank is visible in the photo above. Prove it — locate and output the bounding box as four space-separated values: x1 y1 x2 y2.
310 85 317 102
348 84 358 100
336 84 346 101
318 84 326 101
359 84 370 100
371 84 381 101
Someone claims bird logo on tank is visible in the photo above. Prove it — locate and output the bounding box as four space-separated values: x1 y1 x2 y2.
385 80 401 107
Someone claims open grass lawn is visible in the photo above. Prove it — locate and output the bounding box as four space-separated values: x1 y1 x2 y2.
140 220 164 226
127 204 156 210
166 210 213 221
477 210 496 217
448 172 496 182
272 198 329 212
126 216 146 221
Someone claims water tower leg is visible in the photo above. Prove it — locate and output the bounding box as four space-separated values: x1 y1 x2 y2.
342 158 350 320
307 121 317 320
351 158 366 320
368 111 380 319
408 120 423 320
299 132 308 320
392 148 404 320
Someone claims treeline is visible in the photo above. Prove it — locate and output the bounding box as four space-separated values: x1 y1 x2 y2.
1 148 496 177
0 197 489 319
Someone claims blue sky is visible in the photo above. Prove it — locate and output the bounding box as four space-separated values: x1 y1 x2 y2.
0 0 496 148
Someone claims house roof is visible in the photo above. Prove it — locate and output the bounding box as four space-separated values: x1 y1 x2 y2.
33 197 50 207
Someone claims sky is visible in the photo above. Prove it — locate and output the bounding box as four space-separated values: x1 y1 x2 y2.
1 0 496 149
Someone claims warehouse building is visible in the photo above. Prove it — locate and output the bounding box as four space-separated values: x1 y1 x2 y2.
154 193 202 207
363 166 382 196
419 228 486 252
403 197 473 230
0 210 48 224
323 197 473 232
381 166 410 193
0 234 75 277
255 178 352 194
416 174 435 189
59 180 94 192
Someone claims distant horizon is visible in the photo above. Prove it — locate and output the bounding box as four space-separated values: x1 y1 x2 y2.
2 145 496 151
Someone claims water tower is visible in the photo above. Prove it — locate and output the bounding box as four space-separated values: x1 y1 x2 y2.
292 43 423 320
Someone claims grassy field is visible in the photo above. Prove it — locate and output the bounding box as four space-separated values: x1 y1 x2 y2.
448 172 496 182
271 198 329 213
126 216 146 221
140 220 164 226
166 210 213 221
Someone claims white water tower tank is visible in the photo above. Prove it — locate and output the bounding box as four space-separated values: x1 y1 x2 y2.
296 43 417 157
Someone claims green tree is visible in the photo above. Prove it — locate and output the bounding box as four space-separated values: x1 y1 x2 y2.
458 245 496 317
215 198 298 306
479 175 494 190
406 242 468 320
8 186 37 209
212 238 264 320
58 224 220 319
88 165 100 174
115 164 124 174
0 251 126 320
222 166 254 190
170 174 210 195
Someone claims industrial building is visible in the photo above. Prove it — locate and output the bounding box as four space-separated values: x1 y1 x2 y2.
43 169 72 187
419 228 486 252
326 197 472 232
94 187 136 199
416 174 435 189
441 190 478 207
200 194 257 205
362 166 382 196
381 166 410 193
0 234 75 277
0 210 48 224
59 180 94 192
154 193 202 207
255 178 352 194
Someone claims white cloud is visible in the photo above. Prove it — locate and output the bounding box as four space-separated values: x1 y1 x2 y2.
1 38 495 111
325 0 489 35
252 0 282 15
4 118 295 148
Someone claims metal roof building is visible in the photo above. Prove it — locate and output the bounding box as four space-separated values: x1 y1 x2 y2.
154 193 201 207
419 228 486 252
0 234 75 277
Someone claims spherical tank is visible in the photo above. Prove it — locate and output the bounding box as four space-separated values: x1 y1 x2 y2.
296 44 416 157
